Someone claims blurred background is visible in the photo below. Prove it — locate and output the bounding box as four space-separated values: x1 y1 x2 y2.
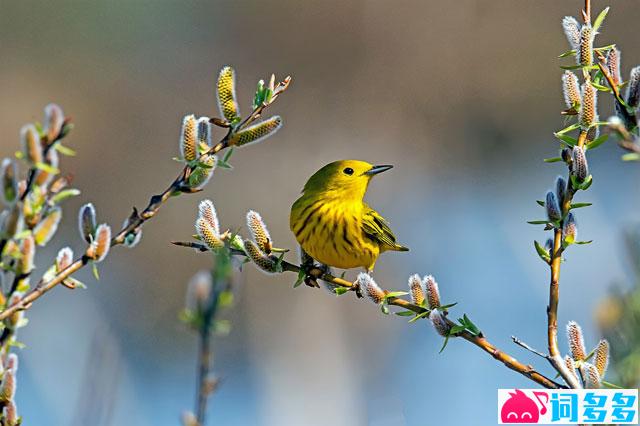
1 1 639 425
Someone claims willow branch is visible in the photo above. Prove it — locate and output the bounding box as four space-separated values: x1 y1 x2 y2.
176 242 565 389
0 87 290 321
544 131 586 389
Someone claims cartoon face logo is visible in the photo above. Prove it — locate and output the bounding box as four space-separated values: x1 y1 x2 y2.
501 389 548 423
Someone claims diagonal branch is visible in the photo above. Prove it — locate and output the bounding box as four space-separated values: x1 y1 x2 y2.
176 242 566 389
0 83 290 322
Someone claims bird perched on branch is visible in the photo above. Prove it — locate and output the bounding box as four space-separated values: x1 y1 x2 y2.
290 160 408 276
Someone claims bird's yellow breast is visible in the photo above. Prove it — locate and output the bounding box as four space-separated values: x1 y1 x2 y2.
290 195 380 270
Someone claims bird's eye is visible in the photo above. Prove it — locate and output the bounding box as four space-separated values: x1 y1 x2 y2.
343 167 354 175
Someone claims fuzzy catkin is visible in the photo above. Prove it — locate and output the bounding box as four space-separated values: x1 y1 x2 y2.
626 66 640 108
91 224 111 262
188 154 216 189
578 24 593 67
572 146 589 181
33 207 62 246
56 247 74 272
196 217 223 250
607 48 622 86
78 203 96 243
584 362 601 389
567 321 586 361
217 66 239 121
20 124 43 165
230 116 282 147
429 309 450 337
246 210 271 253
408 274 425 306
564 355 579 382
198 200 220 236
1 159 18 204
562 71 581 109
180 115 198 162
44 103 64 143
594 339 609 378
579 83 597 130
562 16 581 50
546 191 562 222
358 273 385 304
424 275 440 309
244 239 277 273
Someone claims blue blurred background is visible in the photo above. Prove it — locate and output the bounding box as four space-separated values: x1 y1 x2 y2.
1 1 639 425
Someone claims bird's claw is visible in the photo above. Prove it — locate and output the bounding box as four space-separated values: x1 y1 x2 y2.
301 263 330 289
352 282 363 298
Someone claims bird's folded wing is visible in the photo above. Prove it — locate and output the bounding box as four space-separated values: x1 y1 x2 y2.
361 205 400 248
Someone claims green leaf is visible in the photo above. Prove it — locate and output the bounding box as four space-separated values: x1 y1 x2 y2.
92 263 100 280
544 157 562 163
384 291 408 299
213 319 232 336
380 304 389 315
408 311 430 323
575 240 593 245
594 44 616 53
395 311 415 317
558 49 576 58
592 7 610 33
439 302 458 311
528 220 550 225
586 134 609 150
218 290 234 308
293 269 305 288
534 240 551 263
560 64 598 71
581 175 593 190
222 147 235 164
50 188 81 205
622 153 640 161
54 143 76 156
253 80 267 109
34 162 59 174
536 200 545 207
570 202 592 209
459 314 481 336
554 133 577 147
556 123 580 135
590 82 612 93
439 335 451 353
334 287 349 296
9 341 25 349
601 380 623 389
449 325 466 335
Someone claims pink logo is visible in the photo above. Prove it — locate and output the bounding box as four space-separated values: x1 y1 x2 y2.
501 389 548 423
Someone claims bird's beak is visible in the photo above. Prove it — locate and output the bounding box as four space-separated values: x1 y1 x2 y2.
365 165 393 176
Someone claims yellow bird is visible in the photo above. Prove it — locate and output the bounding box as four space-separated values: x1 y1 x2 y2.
290 160 408 272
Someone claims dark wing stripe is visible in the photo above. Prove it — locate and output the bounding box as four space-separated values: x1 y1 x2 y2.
342 217 354 248
294 203 323 236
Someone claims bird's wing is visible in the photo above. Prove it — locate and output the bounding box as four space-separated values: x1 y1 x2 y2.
361 204 408 251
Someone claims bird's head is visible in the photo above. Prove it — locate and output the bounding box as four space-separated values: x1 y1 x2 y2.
302 160 393 199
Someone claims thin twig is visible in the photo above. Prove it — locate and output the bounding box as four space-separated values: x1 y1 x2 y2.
195 276 220 425
512 336 551 360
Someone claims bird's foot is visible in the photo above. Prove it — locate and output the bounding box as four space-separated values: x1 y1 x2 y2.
302 263 331 289
352 281 363 298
